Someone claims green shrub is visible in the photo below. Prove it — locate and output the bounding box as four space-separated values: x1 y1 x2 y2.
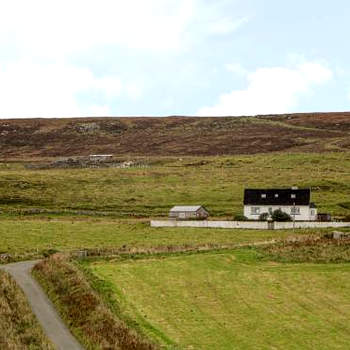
233 214 248 221
271 209 292 222
259 213 269 221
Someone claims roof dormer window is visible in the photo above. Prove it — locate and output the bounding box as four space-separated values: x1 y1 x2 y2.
261 194 266 198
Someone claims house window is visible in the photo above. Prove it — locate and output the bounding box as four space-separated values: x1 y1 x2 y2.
261 194 266 198
291 207 300 215
251 207 260 215
310 209 315 216
291 194 296 199
274 194 279 198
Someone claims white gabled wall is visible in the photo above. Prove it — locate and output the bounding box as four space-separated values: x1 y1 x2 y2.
244 205 316 221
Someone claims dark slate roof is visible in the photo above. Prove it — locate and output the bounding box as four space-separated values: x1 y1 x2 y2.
244 188 311 206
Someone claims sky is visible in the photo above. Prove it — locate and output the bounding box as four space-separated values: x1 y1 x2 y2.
0 0 350 118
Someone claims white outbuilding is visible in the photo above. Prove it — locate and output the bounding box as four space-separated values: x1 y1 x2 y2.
169 206 209 220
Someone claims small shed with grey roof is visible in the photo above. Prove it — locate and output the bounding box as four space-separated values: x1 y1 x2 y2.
169 206 209 220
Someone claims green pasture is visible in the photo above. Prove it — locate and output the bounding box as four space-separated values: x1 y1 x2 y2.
87 250 350 349
0 218 328 256
0 152 349 218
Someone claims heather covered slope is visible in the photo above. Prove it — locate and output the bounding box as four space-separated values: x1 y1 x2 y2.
0 112 350 158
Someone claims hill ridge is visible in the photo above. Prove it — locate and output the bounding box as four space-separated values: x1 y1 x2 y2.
0 112 349 158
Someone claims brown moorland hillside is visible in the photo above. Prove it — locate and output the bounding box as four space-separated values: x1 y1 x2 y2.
0 112 349 158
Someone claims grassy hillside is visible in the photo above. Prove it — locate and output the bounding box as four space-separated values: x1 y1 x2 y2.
0 113 350 158
1 151 350 260
0 152 349 218
1 113 350 349
87 250 350 350
0 270 54 349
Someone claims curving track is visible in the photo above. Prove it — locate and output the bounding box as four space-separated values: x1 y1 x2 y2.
0 260 83 350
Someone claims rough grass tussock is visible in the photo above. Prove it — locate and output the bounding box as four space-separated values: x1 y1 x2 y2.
0 270 53 350
260 237 350 263
33 254 157 350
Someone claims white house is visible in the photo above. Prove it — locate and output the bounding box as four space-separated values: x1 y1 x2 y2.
243 188 317 221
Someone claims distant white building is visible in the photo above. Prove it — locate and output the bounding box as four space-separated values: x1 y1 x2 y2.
243 188 317 221
89 154 113 161
169 206 209 220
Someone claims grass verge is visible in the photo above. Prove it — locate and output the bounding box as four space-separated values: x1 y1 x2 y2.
0 269 54 350
33 254 157 350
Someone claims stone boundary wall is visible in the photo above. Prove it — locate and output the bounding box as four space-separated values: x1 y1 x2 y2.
151 220 268 229
274 221 350 229
150 220 350 230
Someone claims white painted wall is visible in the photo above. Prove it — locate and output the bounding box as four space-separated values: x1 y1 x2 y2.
244 205 317 221
151 220 268 229
150 220 350 230
274 221 350 229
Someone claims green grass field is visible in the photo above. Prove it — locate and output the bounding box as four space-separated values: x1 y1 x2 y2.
87 250 350 350
0 152 350 218
0 218 330 257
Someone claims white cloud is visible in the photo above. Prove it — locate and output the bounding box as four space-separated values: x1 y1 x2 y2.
197 61 333 116
0 61 122 117
0 0 196 56
0 1 252 117
0 0 250 57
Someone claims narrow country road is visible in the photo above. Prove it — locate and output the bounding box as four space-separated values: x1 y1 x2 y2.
0 260 84 350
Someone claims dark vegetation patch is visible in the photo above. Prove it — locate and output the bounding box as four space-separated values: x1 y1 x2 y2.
309 180 350 192
338 202 350 209
0 196 51 206
33 255 157 350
